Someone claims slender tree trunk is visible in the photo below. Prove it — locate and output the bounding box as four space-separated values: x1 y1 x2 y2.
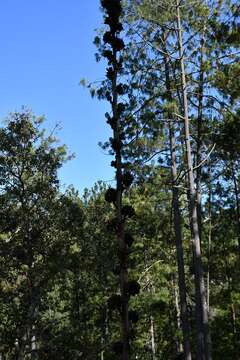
207 163 212 313
170 122 192 360
145 262 157 360
150 315 156 360
196 28 206 243
16 337 25 360
101 308 108 360
162 36 192 360
222 236 237 335
31 325 38 360
176 2 211 359
231 163 240 257
174 280 184 354
101 264 108 360
230 164 239 343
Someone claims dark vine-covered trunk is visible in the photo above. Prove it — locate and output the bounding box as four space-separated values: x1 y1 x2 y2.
100 1 140 358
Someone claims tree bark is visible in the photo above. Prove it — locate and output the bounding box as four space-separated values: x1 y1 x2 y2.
196 28 206 244
169 120 192 360
162 34 192 360
174 280 184 354
31 325 38 360
176 2 211 359
231 163 240 257
206 163 212 312
150 314 156 360
16 337 25 360
222 235 237 336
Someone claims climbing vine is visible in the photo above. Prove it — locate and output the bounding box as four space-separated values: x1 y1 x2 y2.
100 0 140 358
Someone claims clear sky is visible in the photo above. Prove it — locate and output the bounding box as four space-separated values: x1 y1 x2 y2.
0 0 114 194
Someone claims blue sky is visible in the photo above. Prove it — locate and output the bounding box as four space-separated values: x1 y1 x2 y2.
0 0 114 194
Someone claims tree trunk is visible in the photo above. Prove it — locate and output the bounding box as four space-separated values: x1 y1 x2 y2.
196 27 206 244
162 34 192 360
15 337 26 360
101 3 131 357
150 315 156 360
176 2 211 359
231 163 240 257
174 280 184 354
206 163 212 312
222 235 237 336
169 121 192 360
31 325 38 360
